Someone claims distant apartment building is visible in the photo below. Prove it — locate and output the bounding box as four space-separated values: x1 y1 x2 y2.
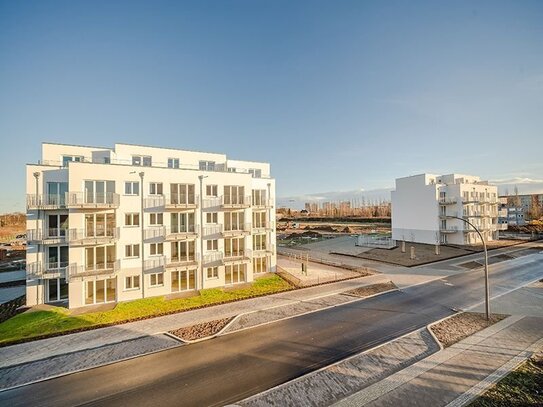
501 193 543 224
391 174 499 245
26 142 276 308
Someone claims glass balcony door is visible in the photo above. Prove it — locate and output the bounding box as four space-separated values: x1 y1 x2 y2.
85 213 115 237
171 212 195 233
47 182 68 206
85 245 116 271
84 180 115 204
48 214 69 238
47 246 69 270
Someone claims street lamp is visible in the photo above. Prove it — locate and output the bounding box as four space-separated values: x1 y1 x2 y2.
198 175 208 290
448 215 490 320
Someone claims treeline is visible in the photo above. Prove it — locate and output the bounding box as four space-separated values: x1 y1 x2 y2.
0 213 25 228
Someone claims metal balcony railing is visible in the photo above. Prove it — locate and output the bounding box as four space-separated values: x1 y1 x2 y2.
165 254 199 268
438 198 457 205
221 195 252 209
68 260 121 279
26 194 66 209
439 225 459 233
26 261 71 279
144 226 166 240
438 212 459 219
68 227 120 246
26 228 69 244
223 249 252 263
222 223 252 237
165 224 198 240
203 224 223 236
66 192 120 208
162 194 198 210
252 221 274 233
252 244 275 258
144 256 166 272
203 251 223 264
251 198 273 208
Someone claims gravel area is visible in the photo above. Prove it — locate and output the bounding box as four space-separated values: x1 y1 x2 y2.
345 281 398 297
169 317 233 341
0 334 180 390
430 312 508 348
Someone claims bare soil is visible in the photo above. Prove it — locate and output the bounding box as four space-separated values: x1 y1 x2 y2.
345 281 398 297
430 312 508 348
169 317 233 341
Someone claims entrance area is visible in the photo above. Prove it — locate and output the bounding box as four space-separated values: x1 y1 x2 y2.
47 278 69 303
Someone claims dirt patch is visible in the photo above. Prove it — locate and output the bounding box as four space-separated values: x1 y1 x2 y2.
430 312 508 348
344 281 398 298
459 261 483 269
169 317 234 341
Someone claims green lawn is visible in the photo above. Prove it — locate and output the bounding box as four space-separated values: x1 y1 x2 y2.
0 275 292 346
469 354 543 406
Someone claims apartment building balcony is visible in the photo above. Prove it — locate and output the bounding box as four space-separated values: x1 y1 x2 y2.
203 251 223 265
252 221 275 233
223 250 252 264
438 198 458 205
26 261 70 279
252 199 273 209
144 226 166 240
164 255 199 269
438 212 459 219
203 224 223 237
66 192 120 209
144 256 166 273
26 194 66 210
221 195 252 209
252 245 275 258
163 194 198 210
439 225 459 233
26 228 69 244
463 213 483 218
68 260 121 279
221 223 251 237
68 227 120 246
165 225 198 241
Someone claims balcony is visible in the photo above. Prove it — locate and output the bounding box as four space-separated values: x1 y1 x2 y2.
222 223 251 237
439 225 459 233
252 199 274 209
163 194 198 210
203 251 223 265
26 228 69 244
26 261 70 279
165 255 199 269
66 192 120 209
144 226 166 240
463 213 483 218
221 195 251 209
144 256 166 273
438 198 457 205
68 260 121 279
26 194 66 210
165 225 198 241
68 227 120 246
203 224 223 237
252 245 275 258
252 221 275 233
223 249 252 264
438 212 458 220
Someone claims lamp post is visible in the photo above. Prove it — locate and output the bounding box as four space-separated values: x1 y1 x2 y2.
33 172 40 305
448 215 490 320
139 172 145 299
198 175 208 290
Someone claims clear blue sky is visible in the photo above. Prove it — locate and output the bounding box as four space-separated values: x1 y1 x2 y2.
1 0 542 212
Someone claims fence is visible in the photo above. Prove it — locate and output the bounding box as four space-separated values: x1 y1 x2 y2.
356 234 396 249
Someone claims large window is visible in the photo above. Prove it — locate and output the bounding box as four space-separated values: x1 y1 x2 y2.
132 155 152 166
85 278 116 305
48 214 69 237
199 160 215 171
224 237 244 257
253 257 268 274
84 180 115 203
253 234 267 251
124 181 139 196
224 185 245 205
252 189 266 206
225 264 245 284
171 241 195 262
171 212 195 233
171 270 196 292
46 182 68 206
85 245 116 271
47 246 69 269
62 155 84 166
224 211 244 231
253 211 266 228
149 182 163 195
47 278 69 303
85 213 115 237
167 158 180 169
170 183 195 204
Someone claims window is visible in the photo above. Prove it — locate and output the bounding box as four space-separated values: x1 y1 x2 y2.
62 155 84 167
252 190 267 206
171 270 195 292
84 180 115 204
125 276 140 290
85 245 116 271
225 264 245 284
132 155 152 166
125 244 140 258
47 278 69 302
206 239 218 251
224 211 244 231
168 158 180 169
171 212 196 233
125 181 139 196
253 257 268 274
199 160 215 171
171 241 195 262
224 185 245 205
253 234 267 251
85 278 116 305
150 213 163 225
207 267 218 279
125 213 140 226
224 237 244 257
149 182 163 195
253 211 266 228
86 213 115 237
150 242 164 256
150 273 164 287
170 183 195 204
249 168 262 178
46 182 68 206
206 212 218 224
206 185 218 197
48 214 69 237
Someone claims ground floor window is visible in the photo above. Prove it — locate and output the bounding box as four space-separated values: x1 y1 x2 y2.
253 257 268 274
225 264 245 285
150 272 164 287
206 266 218 279
171 269 196 292
85 278 116 305
125 275 140 290
47 278 69 302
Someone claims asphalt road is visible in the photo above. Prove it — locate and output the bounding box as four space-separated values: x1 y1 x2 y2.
2 254 542 407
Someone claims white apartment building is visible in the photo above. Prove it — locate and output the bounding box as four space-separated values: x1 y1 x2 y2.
26 142 276 309
391 174 499 246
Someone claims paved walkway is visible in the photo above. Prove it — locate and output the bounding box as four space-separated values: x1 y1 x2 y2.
0 274 389 369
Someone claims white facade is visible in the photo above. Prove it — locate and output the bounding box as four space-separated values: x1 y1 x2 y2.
391 174 499 246
26 142 276 308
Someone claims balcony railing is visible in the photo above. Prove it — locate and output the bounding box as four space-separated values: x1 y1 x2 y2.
165 255 199 269
165 225 198 240
203 251 223 264
221 195 252 209
66 192 120 208
252 198 273 209
223 249 252 263
163 194 198 210
252 221 275 233
68 227 120 246
203 224 223 236
252 244 275 258
222 223 252 237
26 228 69 244
439 225 459 233
26 261 70 279
144 256 166 272
438 198 457 205
463 213 483 218
26 194 66 210
438 212 459 219
144 226 166 240
68 260 121 279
